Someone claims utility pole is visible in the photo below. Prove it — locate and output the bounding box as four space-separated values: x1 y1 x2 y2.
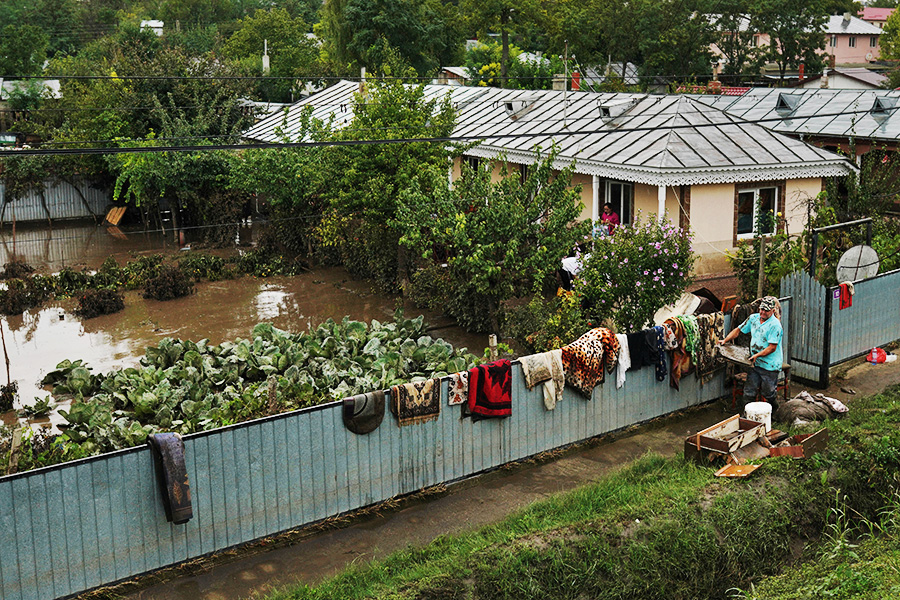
756 234 766 298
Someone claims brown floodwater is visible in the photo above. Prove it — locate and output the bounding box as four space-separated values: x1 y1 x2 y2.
0 223 489 430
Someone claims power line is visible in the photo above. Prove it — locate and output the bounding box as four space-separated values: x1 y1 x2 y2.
2 102 894 157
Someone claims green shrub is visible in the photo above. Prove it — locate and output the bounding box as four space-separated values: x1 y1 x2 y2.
236 247 301 277
577 215 696 331
122 255 164 289
0 277 48 315
502 289 590 353
0 382 16 411
54 267 92 296
76 288 125 319
178 252 226 281
142 265 194 301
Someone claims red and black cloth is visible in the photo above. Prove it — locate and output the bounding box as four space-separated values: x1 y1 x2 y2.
466 359 512 419
839 282 853 310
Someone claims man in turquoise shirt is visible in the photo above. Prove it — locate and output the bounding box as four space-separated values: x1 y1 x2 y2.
719 296 784 411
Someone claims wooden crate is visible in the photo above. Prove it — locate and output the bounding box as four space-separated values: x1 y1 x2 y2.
690 414 766 454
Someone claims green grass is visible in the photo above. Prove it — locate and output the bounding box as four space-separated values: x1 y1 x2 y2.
258 385 900 600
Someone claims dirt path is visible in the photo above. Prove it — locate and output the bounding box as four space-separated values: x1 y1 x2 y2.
106 357 900 600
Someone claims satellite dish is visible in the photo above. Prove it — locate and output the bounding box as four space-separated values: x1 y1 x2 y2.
836 245 879 282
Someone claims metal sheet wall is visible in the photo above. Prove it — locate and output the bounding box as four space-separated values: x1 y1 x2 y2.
0 180 108 224
0 355 728 600
829 269 900 364
781 271 826 382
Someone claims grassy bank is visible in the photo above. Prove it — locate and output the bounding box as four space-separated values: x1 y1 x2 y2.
261 385 900 600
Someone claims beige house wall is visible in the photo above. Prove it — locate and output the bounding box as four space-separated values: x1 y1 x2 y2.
784 178 821 236
451 157 824 276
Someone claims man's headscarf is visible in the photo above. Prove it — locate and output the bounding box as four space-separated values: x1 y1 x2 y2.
760 296 778 312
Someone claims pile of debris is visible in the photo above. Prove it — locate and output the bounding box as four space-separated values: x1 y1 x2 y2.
684 413 829 478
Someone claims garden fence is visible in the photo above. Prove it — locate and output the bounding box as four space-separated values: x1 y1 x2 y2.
780 269 900 386
0 313 756 600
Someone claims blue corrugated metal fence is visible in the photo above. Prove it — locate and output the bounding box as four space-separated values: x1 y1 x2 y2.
781 269 900 386
0 317 743 600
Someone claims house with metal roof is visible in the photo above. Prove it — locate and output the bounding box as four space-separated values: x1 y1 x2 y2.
823 14 884 64
692 88 900 156
244 82 855 274
795 67 888 90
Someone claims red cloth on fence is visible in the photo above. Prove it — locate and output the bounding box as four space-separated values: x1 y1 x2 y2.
467 359 512 418
839 283 853 310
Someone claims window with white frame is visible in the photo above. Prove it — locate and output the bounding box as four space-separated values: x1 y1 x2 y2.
871 36 878 48
605 180 633 225
462 155 481 173
848 36 856 48
830 35 837 47
736 186 778 238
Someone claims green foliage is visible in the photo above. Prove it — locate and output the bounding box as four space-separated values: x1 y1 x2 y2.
750 0 827 81
222 8 321 102
714 4 763 81
319 0 463 74
0 277 53 315
397 151 590 332
879 7 900 59
142 265 195 301
0 24 49 76
178 253 227 281
459 0 538 85
502 289 590 353
236 247 303 277
728 225 805 300
75 288 125 318
0 260 35 280
17 313 479 470
577 214 696 331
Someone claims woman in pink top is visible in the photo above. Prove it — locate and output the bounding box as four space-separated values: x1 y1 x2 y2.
601 203 620 234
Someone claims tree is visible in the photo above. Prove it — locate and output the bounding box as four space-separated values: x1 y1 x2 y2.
880 8 900 59
223 8 320 101
0 25 49 76
713 1 762 81
396 151 591 333
319 0 462 75
634 0 716 78
751 0 827 82
459 0 539 86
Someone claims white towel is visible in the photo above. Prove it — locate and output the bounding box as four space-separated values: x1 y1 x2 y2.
615 333 631 389
447 371 468 406
521 350 565 410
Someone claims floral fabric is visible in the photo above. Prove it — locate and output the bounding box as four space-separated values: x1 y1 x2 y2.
390 379 440 426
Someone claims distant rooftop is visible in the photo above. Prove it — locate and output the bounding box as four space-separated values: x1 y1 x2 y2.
824 14 883 35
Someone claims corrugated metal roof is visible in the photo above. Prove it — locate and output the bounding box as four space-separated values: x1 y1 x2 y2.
243 82 855 186
693 88 900 145
824 15 883 35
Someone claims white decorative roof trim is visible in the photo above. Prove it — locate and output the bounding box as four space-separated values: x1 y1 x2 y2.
463 146 855 186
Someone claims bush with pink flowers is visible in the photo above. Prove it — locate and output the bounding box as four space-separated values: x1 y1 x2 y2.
576 214 696 331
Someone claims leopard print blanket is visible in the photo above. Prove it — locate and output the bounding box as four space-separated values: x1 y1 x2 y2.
561 327 620 397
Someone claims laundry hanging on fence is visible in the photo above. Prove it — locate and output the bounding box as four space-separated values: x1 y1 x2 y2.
342 390 386 435
674 315 699 363
390 379 440 426
693 312 725 385
521 349 565 410
561 327 620 397
614 333 630 389
648 326 668 382
839 282 854 310
147 433 193 524
664 318 692 390
467 359 512 418
626 329 654 372
447 371 468 406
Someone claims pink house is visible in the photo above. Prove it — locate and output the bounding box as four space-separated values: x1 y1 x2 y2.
858 7 895 29
824 14 883 64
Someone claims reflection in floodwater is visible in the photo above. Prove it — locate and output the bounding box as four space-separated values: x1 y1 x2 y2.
0 225 488 431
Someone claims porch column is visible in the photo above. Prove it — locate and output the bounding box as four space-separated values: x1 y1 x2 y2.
657 185 666 222
592 175 600 222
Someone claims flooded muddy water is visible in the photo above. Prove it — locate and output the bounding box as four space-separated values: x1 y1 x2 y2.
0 223 489 429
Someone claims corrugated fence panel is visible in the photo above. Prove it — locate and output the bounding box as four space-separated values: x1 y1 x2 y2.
1 352 729 600
781 271 825 382
0 180 108 224
829 269 900 364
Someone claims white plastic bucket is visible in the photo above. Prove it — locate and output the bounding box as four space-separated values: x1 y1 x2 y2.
745 401 772 432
